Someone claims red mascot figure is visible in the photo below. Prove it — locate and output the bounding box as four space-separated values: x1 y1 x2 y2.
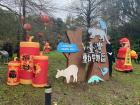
115 38 133 72
44 41 51 53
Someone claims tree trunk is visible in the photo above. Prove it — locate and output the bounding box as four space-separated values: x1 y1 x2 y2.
63 28 86 82
22 0 26 41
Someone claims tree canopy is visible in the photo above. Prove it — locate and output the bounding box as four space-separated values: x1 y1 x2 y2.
0 0 140 51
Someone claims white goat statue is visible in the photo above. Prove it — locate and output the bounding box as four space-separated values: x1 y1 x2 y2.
56 65 78 83
88 28 110 44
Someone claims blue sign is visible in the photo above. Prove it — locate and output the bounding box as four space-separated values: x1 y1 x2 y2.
57 42 79 53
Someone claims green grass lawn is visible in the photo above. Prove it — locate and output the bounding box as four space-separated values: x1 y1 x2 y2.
0 51 140 105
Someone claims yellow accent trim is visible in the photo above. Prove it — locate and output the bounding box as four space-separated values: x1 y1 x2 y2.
124 48 132 66
32 83 47 88
33 56 48 60
20 42 40 48
20 79 32 84
8 63 20 66
7 82 19 86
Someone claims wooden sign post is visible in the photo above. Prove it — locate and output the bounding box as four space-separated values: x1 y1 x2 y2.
83 27 110 84
62 28 86 82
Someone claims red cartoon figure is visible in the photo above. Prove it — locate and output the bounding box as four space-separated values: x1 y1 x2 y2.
115 38 133 72
44 41 51 53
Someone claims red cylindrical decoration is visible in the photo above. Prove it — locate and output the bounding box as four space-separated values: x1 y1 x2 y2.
7 58 20 86
32 55 48 87
20 42 40 84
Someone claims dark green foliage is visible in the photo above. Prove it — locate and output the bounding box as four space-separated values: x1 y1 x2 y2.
108 17 140 52
0 8 22 51
0 8 69 51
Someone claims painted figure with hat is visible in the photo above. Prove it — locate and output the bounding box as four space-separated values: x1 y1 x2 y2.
115 38 133 72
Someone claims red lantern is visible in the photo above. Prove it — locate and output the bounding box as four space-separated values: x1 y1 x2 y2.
40 15 49 23
23 23 32 31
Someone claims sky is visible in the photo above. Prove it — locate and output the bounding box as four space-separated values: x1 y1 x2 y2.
0 0 76 20
52 0 76 20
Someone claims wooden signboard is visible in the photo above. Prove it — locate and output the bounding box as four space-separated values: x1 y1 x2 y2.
63 28 86 82
84 28 110 84
57 27 109 84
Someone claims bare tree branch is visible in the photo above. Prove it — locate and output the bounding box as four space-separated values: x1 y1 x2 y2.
0 3 19 15
0 0 55 16
69 0 107 29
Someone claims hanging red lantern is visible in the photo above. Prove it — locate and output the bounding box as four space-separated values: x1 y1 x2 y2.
40 15 49 23
40 15 49 30
23 23 32 31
